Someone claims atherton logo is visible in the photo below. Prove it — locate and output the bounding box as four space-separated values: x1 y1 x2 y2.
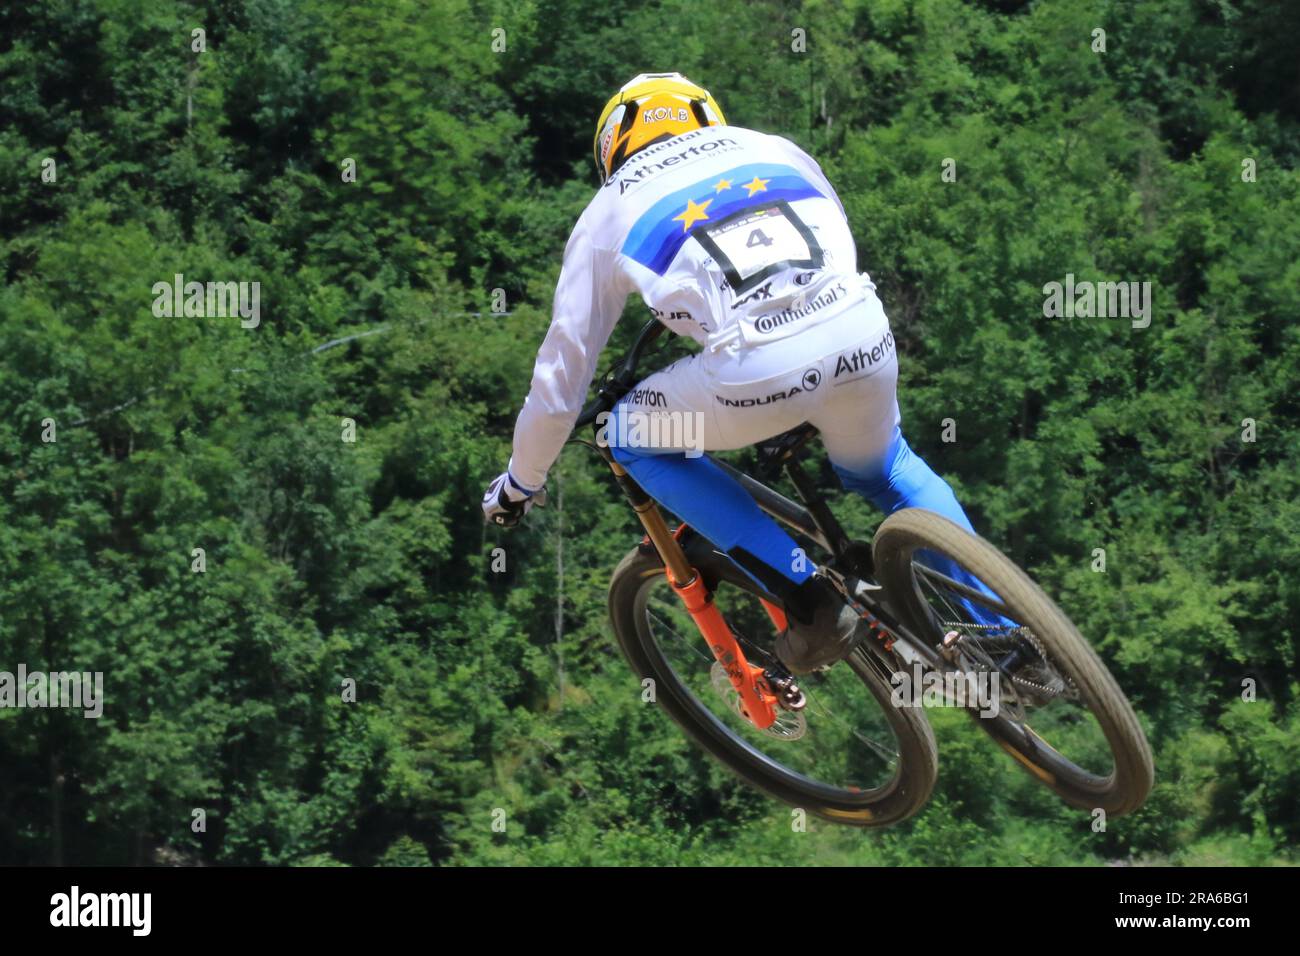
833 330 896 382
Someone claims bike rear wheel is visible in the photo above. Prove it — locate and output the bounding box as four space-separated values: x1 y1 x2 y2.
872 508 1154 816
608 539 938 827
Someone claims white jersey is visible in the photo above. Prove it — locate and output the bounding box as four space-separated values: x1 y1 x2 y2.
509 125 865 491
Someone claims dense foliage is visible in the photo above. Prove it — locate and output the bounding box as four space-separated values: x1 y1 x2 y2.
1 0 1297 865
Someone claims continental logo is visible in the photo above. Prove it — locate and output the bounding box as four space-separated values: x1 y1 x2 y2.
833 331 896 381
753 280 847 334
716 369 821 407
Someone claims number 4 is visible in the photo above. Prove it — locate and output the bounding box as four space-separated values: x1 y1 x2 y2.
746 228 774 248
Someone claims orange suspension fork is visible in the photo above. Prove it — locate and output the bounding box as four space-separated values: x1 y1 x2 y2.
667 565 780 730
607 456 780 730
759 598 788 634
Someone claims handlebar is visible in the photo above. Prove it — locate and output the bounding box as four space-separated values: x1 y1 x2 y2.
573 319 667 430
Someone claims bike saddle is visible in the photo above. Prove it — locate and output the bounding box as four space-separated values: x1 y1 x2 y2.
755 423 820 478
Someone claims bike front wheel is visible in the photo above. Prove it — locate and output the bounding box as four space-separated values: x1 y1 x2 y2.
608 539 938 827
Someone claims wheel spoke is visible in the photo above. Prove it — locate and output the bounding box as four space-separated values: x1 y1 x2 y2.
913 562 1016 619
909 556 1115 780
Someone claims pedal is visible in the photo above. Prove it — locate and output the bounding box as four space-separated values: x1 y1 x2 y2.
851 576 883 601
819 567 881 606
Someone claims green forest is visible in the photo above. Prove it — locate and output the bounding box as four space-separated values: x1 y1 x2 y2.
1 0 1297 866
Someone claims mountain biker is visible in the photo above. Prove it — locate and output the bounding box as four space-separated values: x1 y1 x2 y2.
483 72 993 673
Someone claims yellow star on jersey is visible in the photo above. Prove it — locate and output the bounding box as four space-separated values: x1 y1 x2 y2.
712 178 732 193
743 176 770 196
673 196 713 231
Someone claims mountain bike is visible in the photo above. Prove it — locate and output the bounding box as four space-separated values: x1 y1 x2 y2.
568 318 1154 827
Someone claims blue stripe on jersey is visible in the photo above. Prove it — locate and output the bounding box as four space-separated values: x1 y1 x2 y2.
621 163 825 275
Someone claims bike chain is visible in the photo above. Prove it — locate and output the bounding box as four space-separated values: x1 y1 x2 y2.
942 623 1078 704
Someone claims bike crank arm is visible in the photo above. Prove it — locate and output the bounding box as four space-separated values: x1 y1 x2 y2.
604 455 782 730
828 570 935 672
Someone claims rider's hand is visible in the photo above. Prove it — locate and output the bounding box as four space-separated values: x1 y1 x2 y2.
482 470 541 528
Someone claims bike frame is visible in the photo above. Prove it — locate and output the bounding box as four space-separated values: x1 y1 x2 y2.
577 319 940 731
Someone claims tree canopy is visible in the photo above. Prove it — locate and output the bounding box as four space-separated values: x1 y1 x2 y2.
0 0 1297 865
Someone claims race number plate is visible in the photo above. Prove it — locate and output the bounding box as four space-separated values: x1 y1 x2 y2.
693 201 824 294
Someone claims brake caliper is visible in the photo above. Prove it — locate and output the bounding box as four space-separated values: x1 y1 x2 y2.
763 665 806 711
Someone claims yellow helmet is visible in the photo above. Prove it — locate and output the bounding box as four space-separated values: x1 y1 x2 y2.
593 72 727 183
